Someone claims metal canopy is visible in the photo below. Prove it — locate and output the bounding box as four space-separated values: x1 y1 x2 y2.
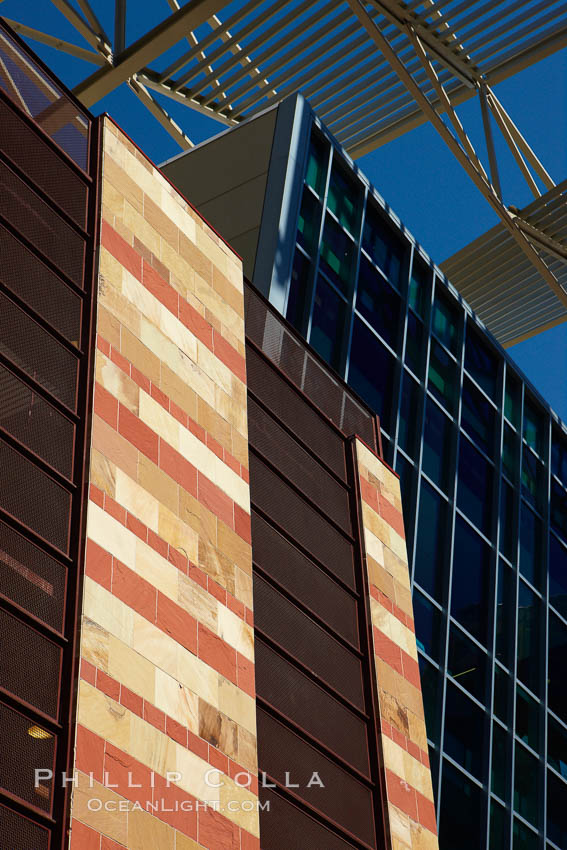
4 1 567 342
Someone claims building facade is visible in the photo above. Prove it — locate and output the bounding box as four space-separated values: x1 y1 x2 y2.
163 95 567 850
0 22 438 850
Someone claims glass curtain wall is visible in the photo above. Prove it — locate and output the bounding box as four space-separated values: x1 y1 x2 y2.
283 122 567 850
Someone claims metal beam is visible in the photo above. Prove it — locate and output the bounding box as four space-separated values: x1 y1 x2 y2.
114 0 126 55
479 80 502 201
487 91 541 199
73 0 226 107
49 0 110 55
510 214 567 264
345 0 567 313
3 18 107 65
128 77 193 149
138 70 237 126
75 0 109 43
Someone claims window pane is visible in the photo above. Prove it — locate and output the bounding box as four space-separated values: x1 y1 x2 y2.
297 187 322 256
414 589 442 660
395 453 415 553
490 799 508 848
521 450 545 513
414 480 446 603
451 516 491 645
516 685 540 752
444 683 486 780
348 317 395 428
327 161 359 234
503 424 519 482
548 715 567 778
505 371 521 428
514 742 539 826
465 327 498 399
405 310 425 378
458 436 494 537
319 214 354 295
286 250 311 331
549 534 567 618
418 655 442 745
491 722 510 800
428 340 458 414
448 624 488 702
408 255 430 317
547 770 567 849
423 398 451 493
517 581 541 698
362 205 404 288
500 480 517 564
494 665 511 725
309 276 347 372
551 428 567 485
461 377 495 454
356 256 401 349
439 761 483 850
305 133 327 196
432 290 460 354
551 479 567 539
519 502 543 591
549 612 567 724
496 561 515 669
513 818 538 850
398 372 420 459
523 398 545 457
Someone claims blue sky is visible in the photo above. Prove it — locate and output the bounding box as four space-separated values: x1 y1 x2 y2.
3 0 566 419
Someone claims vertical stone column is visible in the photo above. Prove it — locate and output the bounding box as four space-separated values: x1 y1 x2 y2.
68 117 259 850
355 439 439 850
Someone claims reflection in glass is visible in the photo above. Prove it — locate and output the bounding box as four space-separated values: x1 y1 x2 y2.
327 161 359 234
398 372 420 459
423 399 451 493
458 436 494 537
451 516 490 645
519 502 542 590
418 655 441 745
491 722 509 800
551 428 567 485
514 742 538 826
489 799 507 848
432 290 460 354
512 818 538 850
517 581 541 697
547 770 567 848
297 188 322 256
395 453 415 553
319 214 354 295
549 534 567 618
408 256 429 317
286 250 310 331
503 424 519 482
428 340 457 414
444 683 485 780
493 664 510 725
414 480 446 603
547 715 567 778
448 625 488 702
413 589 442 660
496 561 515 668
465 327 497 399
500 481 516 564
505 370 521 428
356 256 401 349
551 478 567 539
305 132 327 196
521 450 544 513
348 317 395 430
516 685 540 752
439 761 483 850
548 612 567 724
461 377 494 454
362 205 403 288
309 276 346 372
405 310 425 378
523 398 544 457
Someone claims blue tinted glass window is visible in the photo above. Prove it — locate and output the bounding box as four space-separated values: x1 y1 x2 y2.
362 205 404 288
327 160 360 234
552 428 567 485
548 715 567 778
428 340 458 414
516 685 540 752
405 310 425 378
517 580 541 697
551 479 567 538
418 655 442 745
490 800 508 848
297 188 322 256
448 624 488 702
523 398 545 457
423 398 451 493
496 561 515 668
451 516 491 645
458 436 494 537
444 683 486 780
413 589 442 659
549 533 567 618
547 771 567 848
500 480 516 564
521 450 545 513
439 761 483 850
414 480 446 603
505 370 521 428
286 250 311 332
465 327 498 399
519 502 543 591
395 453 415 550
549 612 567 724
514 743 539 826
408 255 429 317
503 424 519 482
432 290 460 355
305 133 327 195
462 377 494 455
491 723 510 800
319 214 354 295
494 664 511 725
348 317 395 429
513 818 538 850
356 256 401 349
398 372 420 459
309 276 347 372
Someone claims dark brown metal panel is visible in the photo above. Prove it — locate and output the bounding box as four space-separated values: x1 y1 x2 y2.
246 279 388 850
0 19 99 850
